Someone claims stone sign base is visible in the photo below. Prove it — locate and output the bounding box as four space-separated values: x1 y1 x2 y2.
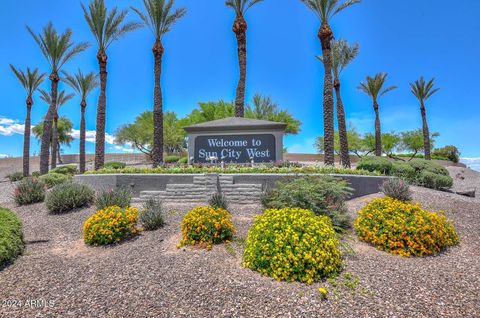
74 173 392 204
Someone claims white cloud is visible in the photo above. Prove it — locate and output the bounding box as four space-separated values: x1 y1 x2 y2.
0 117 25 136
460 158 480 172
0 154 10 158
69 129 116 145
113 145 135 153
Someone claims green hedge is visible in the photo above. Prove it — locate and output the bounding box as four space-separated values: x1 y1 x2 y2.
39 172 71 188
86 164 379 176
356 157 393 174
50 165 78 175
0 208 24 268
103 161 127 170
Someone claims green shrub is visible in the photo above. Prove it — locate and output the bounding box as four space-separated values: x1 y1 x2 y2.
433 146 461 163
31 171 41 178
46 183 95 214
409 159 449 176
95 188 132 210
7 172 24 182
139 197 164 231
391 162 416 182
83 206 140 245
180 206 235 249
103 161 126 170
39 172 70 188
262 176 352 231
0 208 24 268
164 155 181 163
356 156 393 174
14 178 46 205
243 207 342 284
178 157 188 164
50 164 78 175
208 192 228 210
416 171 453 190
380 178 412 202
354 197 459 257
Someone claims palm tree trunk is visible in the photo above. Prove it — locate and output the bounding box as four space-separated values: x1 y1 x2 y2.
80 101 86 173
318 23 335 166
420 101 431 160
57 141 63 164
51 114 59 169
152 40 164 167
233 15 247 118
39 72 59 174
334 79 350 168
373 100 382 156
23 98 33 177
95 50 108 170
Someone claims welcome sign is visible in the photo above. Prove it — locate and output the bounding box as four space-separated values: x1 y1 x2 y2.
193 134 276 163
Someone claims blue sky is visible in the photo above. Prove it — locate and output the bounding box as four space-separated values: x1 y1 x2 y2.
1 0 479 168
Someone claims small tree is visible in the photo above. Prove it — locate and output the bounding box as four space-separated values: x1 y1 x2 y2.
400 129 439 161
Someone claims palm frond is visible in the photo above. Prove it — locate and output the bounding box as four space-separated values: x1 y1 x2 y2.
11 65 46 97
300 0 360 22
225 0 263 16
410 77 440 102
358 73 396 100
62 70 99 101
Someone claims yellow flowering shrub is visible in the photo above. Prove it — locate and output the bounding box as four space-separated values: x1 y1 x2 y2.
354 197 459 257
180 206 235 249
243 208 342 284
83 206 140 245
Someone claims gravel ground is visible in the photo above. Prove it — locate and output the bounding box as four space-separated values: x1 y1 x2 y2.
1 175 479 317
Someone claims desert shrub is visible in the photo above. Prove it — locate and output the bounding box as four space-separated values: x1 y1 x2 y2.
409 159 449 176
433 145 460 163
262 176 352 231
139 197 164 231
178 157 188 164
95 188 132 210
243 208 342 284
46 183 95 214
209 192 228 210
354 197 459 257
103 161 126 170
165 155 181 163
7 172 24 182
83 206 140 245
0 208 24 268
39 172 70 188
356 156 393 175
416 170 453 190
14 178 46 205
50 164 78 175
391 162 416 182
380 178 412 202
31 171 41 178
180 206 235 249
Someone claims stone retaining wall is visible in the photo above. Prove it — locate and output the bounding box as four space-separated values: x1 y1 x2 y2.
74 173 392 204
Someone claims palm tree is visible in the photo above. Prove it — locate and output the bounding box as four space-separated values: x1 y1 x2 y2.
27 22 89 174
358 73 397 156
225 0 264 118
300 0 359 166
317 40 359 168
33 117 74 161
131 0 187 167
62 71 99 173
39 90 75 165
410 77 440 160
9 66 46 177
82 0 141 170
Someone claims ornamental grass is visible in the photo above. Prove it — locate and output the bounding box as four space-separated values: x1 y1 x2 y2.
354 197 459 257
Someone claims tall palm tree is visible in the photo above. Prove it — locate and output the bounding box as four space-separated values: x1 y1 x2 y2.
131 0 187 167
39 90 75 165
410 77 440 160
27 22 89 174
62 71 99 173
33 117 74 162
300 0 360 166
317 40 359 168
358 73 397 156
9 66 46 177
225 0 263 118
82 0 141 170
